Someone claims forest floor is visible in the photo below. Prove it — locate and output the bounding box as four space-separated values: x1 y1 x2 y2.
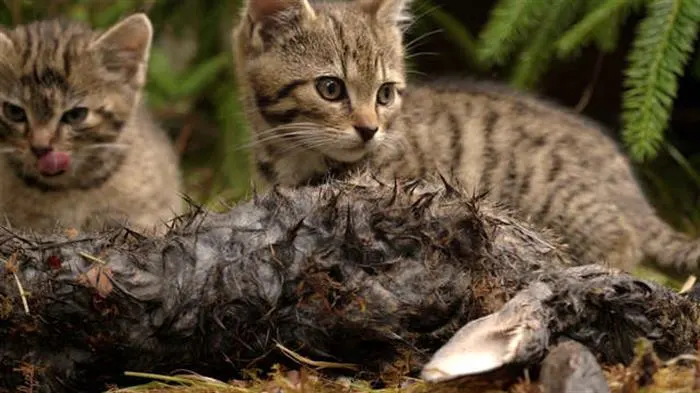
106 344 700 393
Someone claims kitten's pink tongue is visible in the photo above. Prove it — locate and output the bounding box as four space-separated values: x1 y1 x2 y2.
37 151 71 176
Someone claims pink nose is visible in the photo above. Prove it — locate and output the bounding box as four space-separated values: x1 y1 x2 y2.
354 125 378 142
30 145 53 158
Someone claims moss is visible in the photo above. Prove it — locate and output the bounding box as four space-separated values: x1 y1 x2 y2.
108 349 700 393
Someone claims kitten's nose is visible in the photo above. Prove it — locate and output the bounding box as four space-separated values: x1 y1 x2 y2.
30 145 53 158
354 125 378 142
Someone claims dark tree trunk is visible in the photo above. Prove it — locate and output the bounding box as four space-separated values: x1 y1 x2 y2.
1 172 698 392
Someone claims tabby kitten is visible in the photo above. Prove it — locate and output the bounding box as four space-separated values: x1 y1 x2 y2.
0 14 183 235
232 0 700 275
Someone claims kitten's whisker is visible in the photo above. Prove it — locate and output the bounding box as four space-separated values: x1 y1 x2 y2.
237 129 323 149
277 137 338 154
404 28 443 52
252 126 331 142
249 124 322 140
406 69 428 77
250 129 319 141
80 143 130 151
279 143 322 156
255 122 320 134
239 136 312 152
238 128 312 142
405 51 439 60
252 130 319 142
283 135 358 154
275 133 347 155
401 4 442 34
277 140 316 155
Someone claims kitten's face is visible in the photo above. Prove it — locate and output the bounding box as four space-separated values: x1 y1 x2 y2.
234 0 409 163
0 14 152 190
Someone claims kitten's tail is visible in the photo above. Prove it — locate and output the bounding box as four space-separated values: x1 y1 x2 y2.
612 172 700 275
636 213 700 276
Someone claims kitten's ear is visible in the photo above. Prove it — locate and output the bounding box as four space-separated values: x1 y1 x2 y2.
92 13 152 62
243 0 316 24
90 13 153 84
359 0 412 25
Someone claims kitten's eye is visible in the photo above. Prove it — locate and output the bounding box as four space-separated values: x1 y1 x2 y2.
376 83 395 106
61 107 88 125
3 102 27 123
315 77 346 101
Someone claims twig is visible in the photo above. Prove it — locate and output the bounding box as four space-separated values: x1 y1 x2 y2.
575 51 605 113
175 121 194 157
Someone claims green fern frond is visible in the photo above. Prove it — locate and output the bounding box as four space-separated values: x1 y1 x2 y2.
476 0 546 66
622 0 700 161
556 0 641 57
589 0 646 53
510 0 585 89
585 0 622 52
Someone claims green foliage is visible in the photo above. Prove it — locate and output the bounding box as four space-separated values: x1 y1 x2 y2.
475 0 700 162
556 0 642 56
509 0 584 89
476 0 547 67
623 0 700 160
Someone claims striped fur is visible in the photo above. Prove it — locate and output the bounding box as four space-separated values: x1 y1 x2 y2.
0 14 183 234
232 0 700 275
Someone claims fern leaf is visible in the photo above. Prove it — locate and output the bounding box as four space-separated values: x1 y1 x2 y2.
586 0 621 52
589 0 646 53
556 0 641 57
510 0 585 89
622 0 700 161
476 0 545 67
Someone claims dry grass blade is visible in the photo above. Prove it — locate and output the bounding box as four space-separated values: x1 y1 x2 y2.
679 275 697 294
12 272 29 314
78 251 109 265
275 342 359 371
108 372 242 392
3 252 29 314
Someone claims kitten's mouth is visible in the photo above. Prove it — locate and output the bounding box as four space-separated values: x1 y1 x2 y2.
36 151 72 177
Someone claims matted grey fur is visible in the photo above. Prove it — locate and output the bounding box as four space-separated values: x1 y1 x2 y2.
1 171 697 392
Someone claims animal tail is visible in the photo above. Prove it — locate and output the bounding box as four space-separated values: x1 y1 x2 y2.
636 213 700 276
606 161 700 276
617 183 700 275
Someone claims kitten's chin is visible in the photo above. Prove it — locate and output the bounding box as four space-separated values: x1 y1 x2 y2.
324 146 370 163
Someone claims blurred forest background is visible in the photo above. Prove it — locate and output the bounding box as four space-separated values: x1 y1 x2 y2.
3 0 700 277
